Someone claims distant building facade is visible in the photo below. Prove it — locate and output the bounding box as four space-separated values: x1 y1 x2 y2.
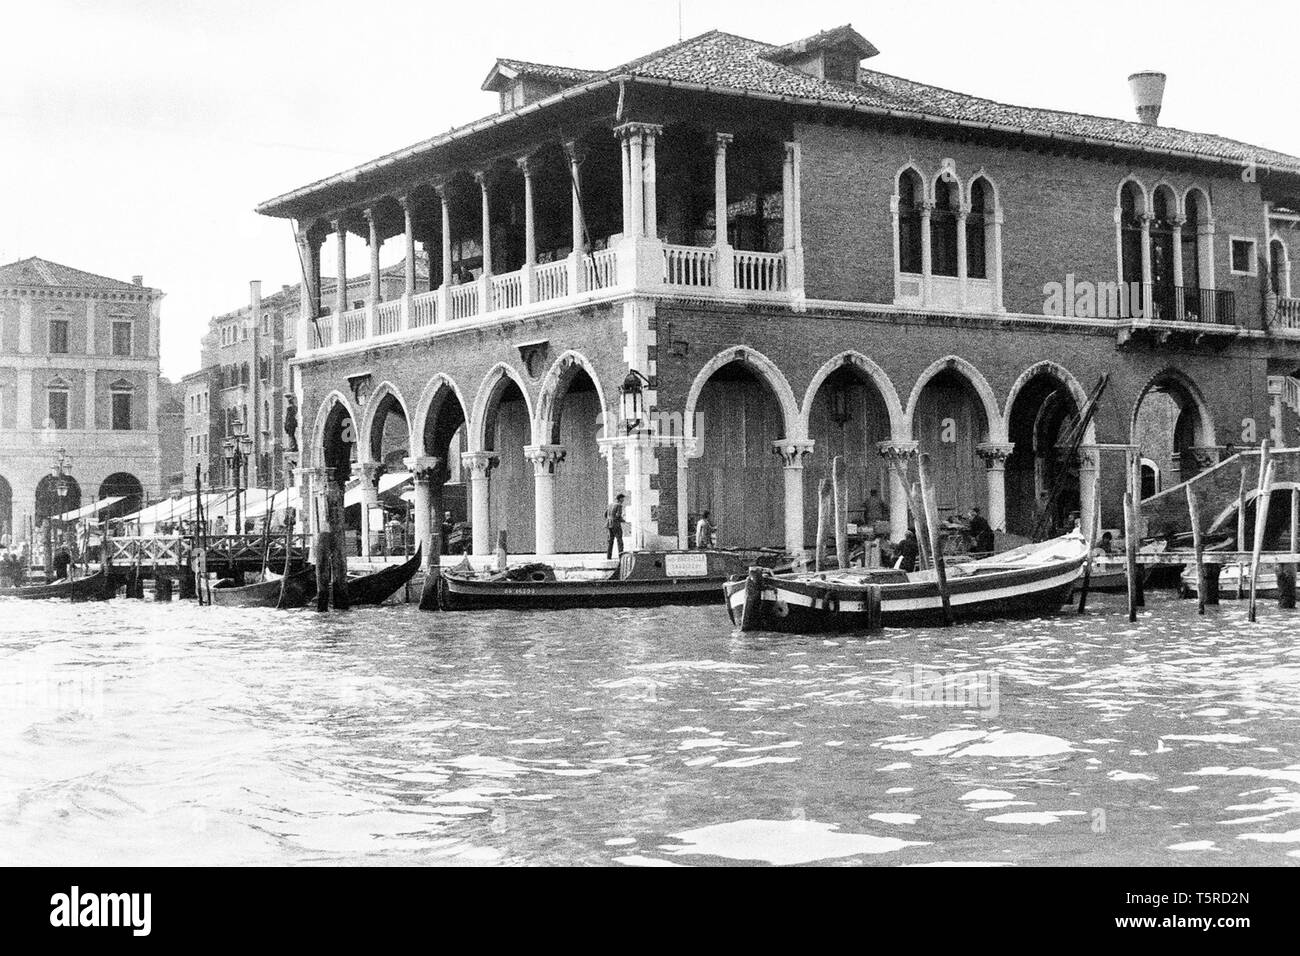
0 257 163 541
180 260 424 497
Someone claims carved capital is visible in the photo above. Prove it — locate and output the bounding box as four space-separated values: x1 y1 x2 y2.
976 441 1016 466
524 443 567 475
919 199 936 214
876 439 920 463
516 153 538 177
614 121 664 141
460 450 498 479
1076 444 1100 472
715 131 734 150
563 140 587 167
773 438 815 467
404 455 447 484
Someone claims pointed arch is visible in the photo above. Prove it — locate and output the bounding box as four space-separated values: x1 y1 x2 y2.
309 389 358 470
1130 365 1217 449
1002 361 1097 445
535 350 614 445
413 373 471 457
799 351 905 440
904 355 1005 441
683 346 801 440
356 380 413 465
470 362 535 452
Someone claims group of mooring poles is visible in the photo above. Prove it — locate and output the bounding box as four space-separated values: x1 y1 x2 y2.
1184 439 1298 622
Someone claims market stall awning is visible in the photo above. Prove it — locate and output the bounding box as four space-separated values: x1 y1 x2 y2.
344 471 412 507
49 496 124 523
242 488 302 521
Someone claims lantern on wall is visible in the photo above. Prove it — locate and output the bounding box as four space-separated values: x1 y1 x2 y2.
620 369 651 434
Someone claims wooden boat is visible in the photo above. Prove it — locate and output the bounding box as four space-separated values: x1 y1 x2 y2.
1179 563 1279 600
348 548 422 606
0 568 116 602
209 566 316 609
435 549 774 611
725 532 1090 633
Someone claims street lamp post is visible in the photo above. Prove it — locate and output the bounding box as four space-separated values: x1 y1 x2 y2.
48 448 72 582
222 423 254 536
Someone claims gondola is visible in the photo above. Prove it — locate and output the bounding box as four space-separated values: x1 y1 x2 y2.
724 532 1090 633
348 548 422 606
208 566 316 609
435 549 782 611
0 568 117 602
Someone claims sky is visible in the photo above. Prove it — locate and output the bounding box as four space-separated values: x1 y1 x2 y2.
3 0 1298 380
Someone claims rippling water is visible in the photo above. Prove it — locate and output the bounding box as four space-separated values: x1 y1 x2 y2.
2 590 1298 866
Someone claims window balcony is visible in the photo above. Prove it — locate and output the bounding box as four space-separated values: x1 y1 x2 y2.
1150 285 1237 325
1265 293 1300 332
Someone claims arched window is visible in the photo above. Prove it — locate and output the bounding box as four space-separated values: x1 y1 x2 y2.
1183 191 1203 292
967 178 991 279
931 177 959 277
897 170 923 275
1119 181 1145 287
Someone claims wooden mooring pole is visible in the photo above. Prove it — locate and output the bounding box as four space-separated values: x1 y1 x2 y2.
496 529 508 572
1186 484 1207 616
1248 460 1276 623
1236 470 1247 600
815 478 832 573
1077 470 1102 613
917 453 953 627
419 532 442 611
832 456 849 570
1123 490 1139 623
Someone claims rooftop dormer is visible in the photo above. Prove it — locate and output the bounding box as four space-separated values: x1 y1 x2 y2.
764 24 878 83
481 58 600 113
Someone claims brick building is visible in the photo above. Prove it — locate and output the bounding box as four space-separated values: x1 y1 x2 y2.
0 257 163 543
254 25 1300 559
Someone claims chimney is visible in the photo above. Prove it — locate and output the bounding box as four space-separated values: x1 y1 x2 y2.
132 275 143 286
249 279 262 308
1128 71 1166 126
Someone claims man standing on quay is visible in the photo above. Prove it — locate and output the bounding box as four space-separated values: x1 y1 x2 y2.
605 493 626 559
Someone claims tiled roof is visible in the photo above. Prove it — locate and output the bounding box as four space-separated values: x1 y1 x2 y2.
0 256 150 291
257 27 1300 216
610 31 1300 174
490 58 600 87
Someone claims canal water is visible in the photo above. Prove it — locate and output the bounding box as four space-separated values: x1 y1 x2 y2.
1 591 1298 866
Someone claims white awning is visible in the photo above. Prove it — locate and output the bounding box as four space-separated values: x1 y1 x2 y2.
242 488 302 521
49 496 124 523
344 471 412 508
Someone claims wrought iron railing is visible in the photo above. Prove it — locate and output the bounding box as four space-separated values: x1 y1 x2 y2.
1150 285 1236 324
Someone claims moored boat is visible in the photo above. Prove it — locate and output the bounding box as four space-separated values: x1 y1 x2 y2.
1179 563 1279 599
435 549 779 611
348 548 422 606
725 532 1089 633
0 568 117 602
209 566 316 609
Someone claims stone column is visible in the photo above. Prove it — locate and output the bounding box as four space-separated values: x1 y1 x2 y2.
1077 444 1100 535
877 440 919 541
365 207 382 305
620 130 633 237
400 194 416 303
615 430 657 551
461 451 497 556
782 146 795 253
518 155 536 304
564 141 586 293
295 226 322 351
1139 212 1153 318
18 298 31 353
786 141 805 293
405 455 443 567
714 132 734 292
332 218 348 319
976 442 1016 532
524 444 566 556
475 170 493 276
437 183 453 286
643 126 658 240
919 199 935 306
774 439 815 559
351 461 377 558
956 203 970 310
1171 214 1186 303
628 129 645 237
